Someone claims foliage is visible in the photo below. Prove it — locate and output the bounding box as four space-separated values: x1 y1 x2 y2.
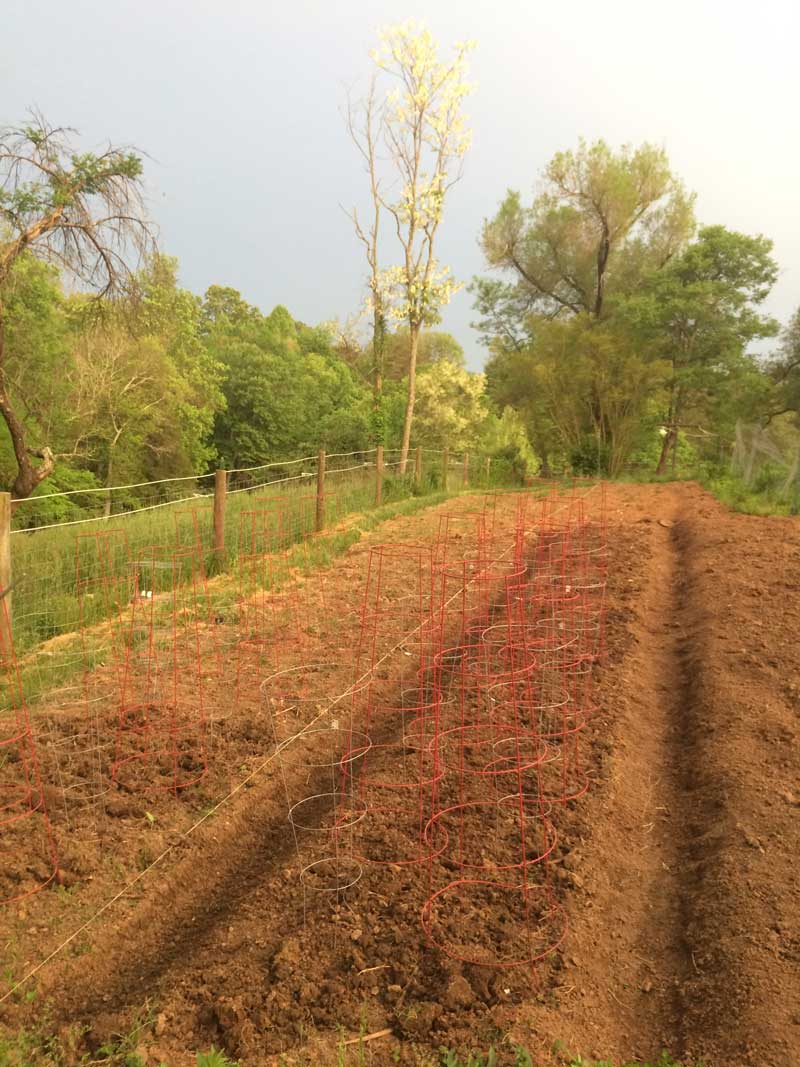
206 294 372 467
412 360 489 451
485 314 663 476
478 145 782 479
196 1048 239 1067
567 1055 702 1067
335 326 466 387
0 114 155 497
767 303 800 422
619 224 779 472
477 139 695 332
480 406 539 481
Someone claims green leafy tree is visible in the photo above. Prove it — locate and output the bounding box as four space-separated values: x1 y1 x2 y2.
66 257 224 509
383 328 465 379
480 406 539 481
768 305 800 423
621 225 779 472
484 342 563 475
0 114 154 496
0 255 72 482
412 360 488 451
477 139 695 336
486 315 663 476
207 296 371 467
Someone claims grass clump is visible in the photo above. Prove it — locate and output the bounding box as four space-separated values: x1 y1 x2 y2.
438 1050 701 1067
566 1053 702 1067
196 1048 239 1067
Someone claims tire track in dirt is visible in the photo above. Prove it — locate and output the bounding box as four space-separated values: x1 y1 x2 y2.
550 484 800 1067
672 504 800 1067
537 490 698 1061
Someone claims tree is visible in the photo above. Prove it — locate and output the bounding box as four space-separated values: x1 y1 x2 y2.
206 296 371 467
768 305 800 422
0 114 155 496
484 343 561 475
412 360 488 451
480 406 539 482
477 140 695 332
383 327 465 379
346 79 388 434
485 315 663 476
66 256 224 510
69 324 170 513
621 225 779 472
364 22 474 473
0 255 71 479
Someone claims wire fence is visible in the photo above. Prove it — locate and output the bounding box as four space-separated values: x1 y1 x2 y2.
4 446 508 706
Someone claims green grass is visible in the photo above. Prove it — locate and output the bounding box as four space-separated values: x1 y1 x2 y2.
439 1051 700 1067
566 1057 700 1067
5 480 473 712
196 1049 239 1067
9 461 498 659
0 1021 704 1067
704 472 797 515
10 468 381 657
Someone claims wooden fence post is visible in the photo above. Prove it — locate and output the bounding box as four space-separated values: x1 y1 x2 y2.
375 445 384 506
0 493 11 641
442 448 449 491
485 456 492 486
213 470 227 561
462 453 469 488
316 449 326 532
414 446 422 490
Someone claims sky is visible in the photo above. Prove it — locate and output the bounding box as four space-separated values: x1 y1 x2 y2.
3 0 799 371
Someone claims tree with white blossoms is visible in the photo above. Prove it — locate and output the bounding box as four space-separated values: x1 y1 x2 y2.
350 22 474 472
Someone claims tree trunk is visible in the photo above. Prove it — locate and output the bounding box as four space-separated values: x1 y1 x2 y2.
530 427 553 478
0 316 55 499
594 224 611 318
372 308 385 438
0 382 54 498
655 427 675 475
103 449 114 518
398 323 420 475
655 387 678 476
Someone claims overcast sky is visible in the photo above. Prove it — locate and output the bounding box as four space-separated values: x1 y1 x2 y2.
4 0 798 370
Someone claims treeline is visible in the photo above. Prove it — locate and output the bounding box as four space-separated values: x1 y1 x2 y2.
3 106 800 520
0 250 532 524
475 140 800 481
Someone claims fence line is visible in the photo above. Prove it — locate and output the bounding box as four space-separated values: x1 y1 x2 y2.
1 445 503 658
11 471 217 504
227 454 319 475
10 493 215 534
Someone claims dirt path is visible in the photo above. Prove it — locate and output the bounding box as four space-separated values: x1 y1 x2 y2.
517 483 800 1067
516 488 697 1061
577 503 698 1054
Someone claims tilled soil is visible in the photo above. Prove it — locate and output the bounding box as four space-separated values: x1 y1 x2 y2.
1 483 799 1067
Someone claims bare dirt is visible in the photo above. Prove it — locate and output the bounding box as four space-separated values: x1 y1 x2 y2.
1 483 799 1067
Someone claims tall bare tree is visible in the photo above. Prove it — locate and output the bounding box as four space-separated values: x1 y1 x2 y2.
349 23 474 473
0 114 155 497
346 78 387 431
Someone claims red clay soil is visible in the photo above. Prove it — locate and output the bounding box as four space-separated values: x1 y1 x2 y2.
1 483 799 1067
